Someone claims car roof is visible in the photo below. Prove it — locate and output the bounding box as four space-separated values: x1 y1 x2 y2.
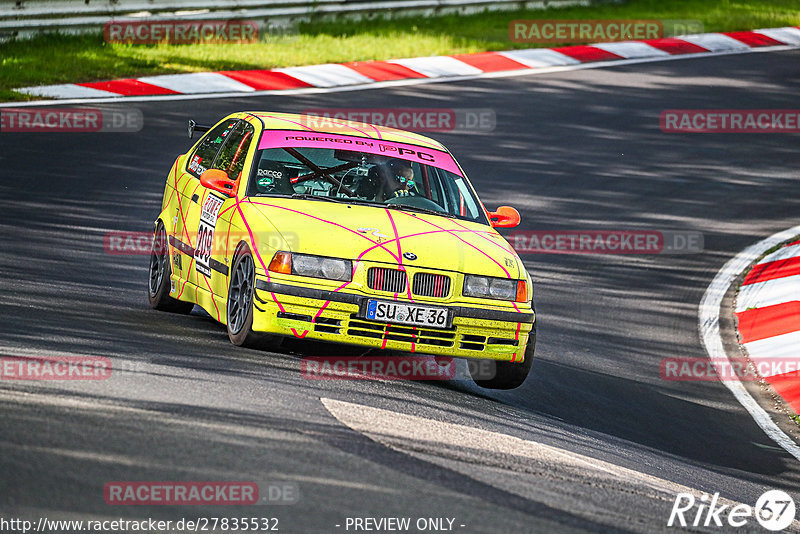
243 111 449 152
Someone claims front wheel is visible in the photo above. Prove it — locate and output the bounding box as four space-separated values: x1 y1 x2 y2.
469 333 535 390
148 221 194 314
227 246 282 350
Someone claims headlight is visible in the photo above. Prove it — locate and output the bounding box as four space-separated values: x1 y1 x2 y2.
463 275 526 302
268 252 351 282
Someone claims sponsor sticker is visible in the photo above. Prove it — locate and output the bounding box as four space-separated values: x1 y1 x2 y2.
188 154 207 175
257 131 463 176
257 168 282 187
195 194 225 277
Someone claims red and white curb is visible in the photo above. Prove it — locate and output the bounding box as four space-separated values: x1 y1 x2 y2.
700 225 800 462
13 26 800 101
736 239 800 414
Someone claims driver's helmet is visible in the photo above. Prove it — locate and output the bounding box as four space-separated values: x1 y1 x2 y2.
359 158 415 200
387 159 415 191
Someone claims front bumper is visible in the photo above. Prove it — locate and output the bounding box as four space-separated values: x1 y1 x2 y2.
253 280 535 361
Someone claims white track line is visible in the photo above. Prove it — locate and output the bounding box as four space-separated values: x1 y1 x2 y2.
321 397 800 529
699 224 800 461
1 45 796 108
321 397 702 494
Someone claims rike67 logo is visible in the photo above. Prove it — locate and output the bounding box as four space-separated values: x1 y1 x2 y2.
668 490 796 531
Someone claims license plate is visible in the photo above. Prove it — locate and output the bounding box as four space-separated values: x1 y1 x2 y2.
366 300 449 328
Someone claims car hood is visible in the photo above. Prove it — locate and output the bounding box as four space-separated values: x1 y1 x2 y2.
241 198 523 278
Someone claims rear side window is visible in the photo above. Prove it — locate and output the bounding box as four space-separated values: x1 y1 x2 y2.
212 121 256 181
187 119 238 178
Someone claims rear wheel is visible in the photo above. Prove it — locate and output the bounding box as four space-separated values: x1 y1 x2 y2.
148 221 194 314
469 333 535 390
227 246 282 350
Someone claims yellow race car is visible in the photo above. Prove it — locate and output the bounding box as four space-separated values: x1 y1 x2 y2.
148 112 535 389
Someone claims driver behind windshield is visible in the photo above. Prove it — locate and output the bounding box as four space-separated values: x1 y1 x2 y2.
359 158 416 202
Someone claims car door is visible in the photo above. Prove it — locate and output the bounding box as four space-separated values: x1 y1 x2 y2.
189 120 257 312
175 118 240 285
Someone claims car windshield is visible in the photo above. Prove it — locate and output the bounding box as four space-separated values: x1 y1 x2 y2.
246 146 488 224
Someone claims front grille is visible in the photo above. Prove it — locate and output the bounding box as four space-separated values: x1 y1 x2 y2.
367 267 407 293
347 315 455 347
412 272 451 298
276 312 342 334
459 334 519 351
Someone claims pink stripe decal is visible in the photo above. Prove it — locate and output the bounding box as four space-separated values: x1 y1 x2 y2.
385 209 415 302
244 199 401 263
257 131 462 176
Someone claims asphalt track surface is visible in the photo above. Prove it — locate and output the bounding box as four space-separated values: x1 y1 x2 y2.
2 49 800 533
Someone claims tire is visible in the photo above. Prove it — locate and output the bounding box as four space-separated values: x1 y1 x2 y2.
469 332 535 390
148 221 194 314
227 246 282 350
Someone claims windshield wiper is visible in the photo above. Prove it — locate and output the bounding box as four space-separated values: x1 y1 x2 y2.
290 194 347 203
384 203 456 218
290 195 457 219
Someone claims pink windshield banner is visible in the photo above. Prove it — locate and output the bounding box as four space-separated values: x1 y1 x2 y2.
257 130 463 176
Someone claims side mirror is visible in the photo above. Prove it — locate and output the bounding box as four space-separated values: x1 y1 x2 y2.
199 169 237 197
488 206 521 228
